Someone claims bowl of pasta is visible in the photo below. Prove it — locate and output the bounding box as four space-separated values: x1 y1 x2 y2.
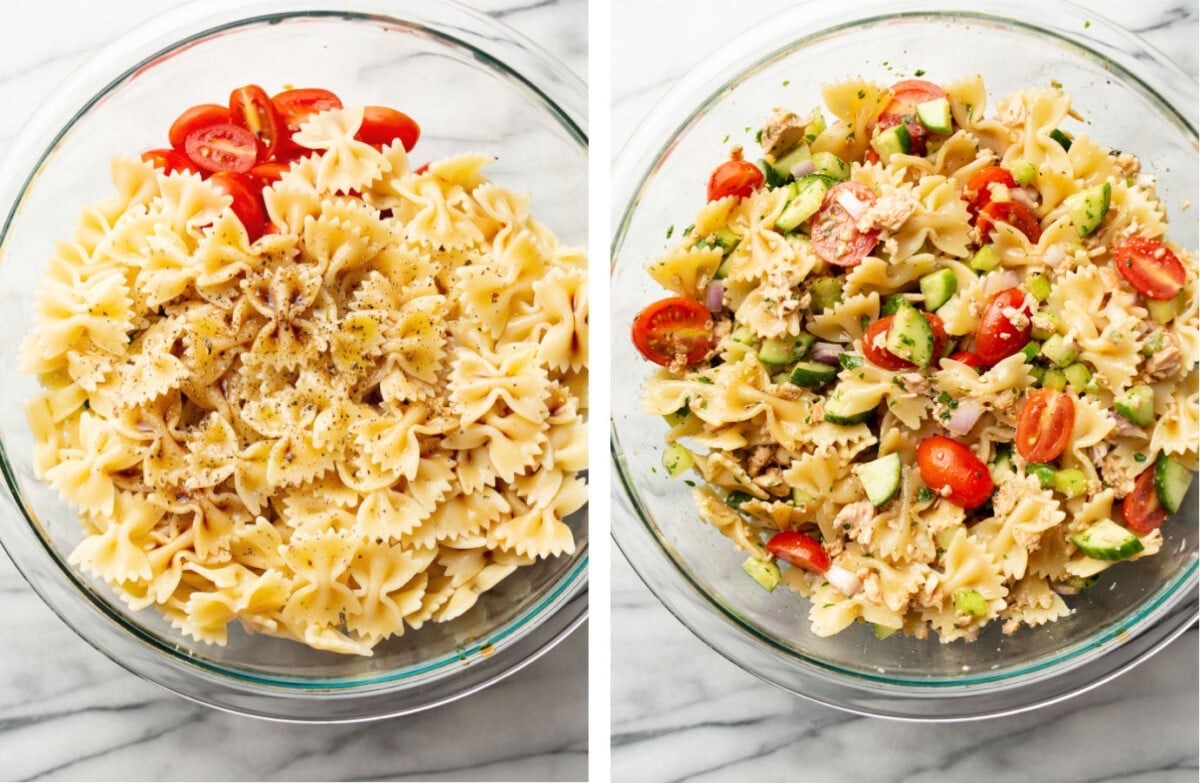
0 0 588 721
612 0 1197 720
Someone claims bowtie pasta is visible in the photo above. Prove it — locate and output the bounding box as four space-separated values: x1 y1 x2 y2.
634 75 1195 643
22 103 588 656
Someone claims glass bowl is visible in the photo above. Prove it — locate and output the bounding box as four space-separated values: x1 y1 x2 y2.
611 0 1197 721
0 0 587 722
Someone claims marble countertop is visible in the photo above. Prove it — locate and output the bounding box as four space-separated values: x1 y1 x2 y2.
0 1 586 781
611 1 1199 781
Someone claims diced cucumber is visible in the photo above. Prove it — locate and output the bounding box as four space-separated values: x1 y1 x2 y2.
855 452 902 507
730 325 757 346
805 110 827 142
1141 330 1164 356
1070 518 1144 561
712 228 740 251
1053 468 1088 499
1063 362 1093 392
761 158 788 189
1041 334 1078 367
870 124 912 161
880 294 909 317
1146 292 1184 324
1042 367 1067 391
1028 364 1047 386
1064 574 1100 591
824 391 877 425
916 97 953 134
1050 128 1073 151
776 175 833 233
789 361 838 388
663 406 689 427
1020 341 1042 363
934 526 958 551
1027 273 1052 303
919 268 958 311
990 448 1016 483
811 151 850 181
1063 182 1111 237
662 444 695 477
810 276 843 313
1027 463 1056 489
758 333 815 365
792 487 813 507
885 301 935 368
1154 453 1193 514
770 145 813 183
1115 384 1154 427
713 255 732 279
726 490 754 509
970 244 1002 272
873 623 899 640
1009 160 1038 186
953 589 988 617
838 353 864 370
743 557 781 592
1031 310 1062 341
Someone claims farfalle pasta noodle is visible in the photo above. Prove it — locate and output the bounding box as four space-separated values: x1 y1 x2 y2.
23 102 587 656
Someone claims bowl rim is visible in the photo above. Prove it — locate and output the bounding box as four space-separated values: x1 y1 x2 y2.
610 0 1198 721
0 0 588 722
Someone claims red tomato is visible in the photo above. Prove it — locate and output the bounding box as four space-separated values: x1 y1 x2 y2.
1015 388 1075 463
168 103 231 150
141 148 199 176
272 88 344 160
230 84 283 160
862 312 948 370
1112 236 1187 301
248 162 290 188
766 531 830 573
947 351 986 369
974 288 1034 365
977 200 1041 243
1122 466 1169 534
810 181 881 267
414 162 431 175
706 159 764 202
355 106 421 151
917 435 994 509
183 122 259 174
873 79 948 156
964 166 1017 216
210 171 266 242
631 297 714 367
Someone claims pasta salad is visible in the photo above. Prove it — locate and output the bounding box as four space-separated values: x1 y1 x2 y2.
633 75 1196 642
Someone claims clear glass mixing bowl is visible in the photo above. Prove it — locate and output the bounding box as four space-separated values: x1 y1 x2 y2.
0 0 587 722
611 0 1197 720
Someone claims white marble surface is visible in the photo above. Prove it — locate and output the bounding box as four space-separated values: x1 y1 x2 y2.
0 1 586 781
611 1 1199 781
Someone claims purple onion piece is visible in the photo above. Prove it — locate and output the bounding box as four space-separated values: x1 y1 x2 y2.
836 189 868 219
945 400 985 436
809 341 843 365
790 159 817 178
705 281 725 313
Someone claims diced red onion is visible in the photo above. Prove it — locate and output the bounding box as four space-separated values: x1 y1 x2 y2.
705 281 725 312
983 269 1020 296
809 341 843 365
790 159 817 178
945 400 985 436
825 566 862 596
836 189 868 219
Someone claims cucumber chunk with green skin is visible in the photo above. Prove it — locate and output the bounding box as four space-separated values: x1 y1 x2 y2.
726 490 754 509
916 97 953 134
855 452 902 507
1141 330 1164 356
1042 367 1067 391
810 276 843 313
824 391 877 425
1154 453 1193 514
758 333 815 365
1026 273 1052 303
1146 292 1184 324
742 557 781 592
789 361 838 388
874 623 899 640
1054 468 1088 499
662 444 695 477
870 124 912 161
1009 160 1038 186
761 158 788 189
1070 518 1144 561
1020 341 1042 363
970 244 1002 272
885 300 935 367
1063 182 1111 237
1030 310 1062 341
880 294 910 317
770 145 813 183
919 268 958 310
1041 334 1078 367
952 589 988 617
1028 364 1046 386
1027 463 1056 489
730 325 757 346
776 175 833 233
1050 128 1073 151
663 406 689 427
811 151 850 181
1064 362 1094 392
713 255 732 279
1115 384 1154 427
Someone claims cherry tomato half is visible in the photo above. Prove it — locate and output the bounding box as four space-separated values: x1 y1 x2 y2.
230 84 283 160
964 165 1016 216
947 351 986 370
356 106 421 152
248 161 290 189
184 122 259 174
631 296 714 367
810 181 881 267
766 531 830 573
977 200 1041 243
210 171 266 242
1112 236 1187 301
707 159 764 202
1122 466 1168 534
917 435 994 510
1015 388 1075 463
862 311 948 370
141 148 199 176
973 288 1034 365
272 88 344 160
168 103 231 150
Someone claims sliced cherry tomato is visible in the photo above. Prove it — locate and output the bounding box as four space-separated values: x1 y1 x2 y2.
766 531 830 573
889 79 948 106
973 288 1034 365
862 311 948 370
873 79 948 156
210 171 266 242
917 435 994 509
1122 466 1169 534
248 162 290 188
1015 388 1075 463
631 297 714 367
414 162 431 175
168 103 231 150
141 148 199 176
230 84 283 160
272 88 344 160
810 181 881 267
977 200 1041 243
706 159 764 202
947 351 986 369
964 165 1017 216
183 122 259 174
355 106 421 151
1112 236 1187 301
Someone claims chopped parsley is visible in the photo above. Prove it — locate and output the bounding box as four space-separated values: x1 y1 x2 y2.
914 68 926 77
917 486 935 503
666 225 674 239
857 89 866 99
683 224 695 236
1134 453 1147 463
